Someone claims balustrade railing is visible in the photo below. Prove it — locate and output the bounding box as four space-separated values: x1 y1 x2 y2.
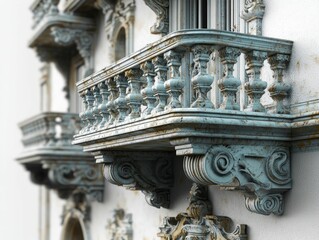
20 112 80 149
75 29 293 136
31 0 60 28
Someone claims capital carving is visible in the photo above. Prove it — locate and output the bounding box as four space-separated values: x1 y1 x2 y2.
183 145 291 215
144 0 169 36
241 0 265 35
51 27 94 76
98 151 174 208
158 183 248 240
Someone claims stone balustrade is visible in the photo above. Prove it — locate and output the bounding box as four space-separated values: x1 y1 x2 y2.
75 29 293 135
20 112 80 149
72 29 298 214
18 112 104 202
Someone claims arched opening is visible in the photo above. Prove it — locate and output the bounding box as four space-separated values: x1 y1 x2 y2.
115 27 126 61
63 217 85 240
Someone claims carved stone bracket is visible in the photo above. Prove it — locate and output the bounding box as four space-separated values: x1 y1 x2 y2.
106 209 133 240
158 183 247 240
144 0 169 36
183 145 291 215
95 151 174 208
51 26 94 76
241 0 265 35
44 161 104 202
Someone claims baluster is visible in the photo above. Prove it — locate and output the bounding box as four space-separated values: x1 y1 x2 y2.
59 114 73 146
105 78 119 125
46 115 56 146
244 50 268 112
114 73 129 122
125 67 143 119
152 56 168 113
268 54 291 114
79 92 88 134
164 51 183 109
191 45 214 108
98 81 110 129
141 61 156 116
92 85 102 130
85 89 95 131
218 47 242 110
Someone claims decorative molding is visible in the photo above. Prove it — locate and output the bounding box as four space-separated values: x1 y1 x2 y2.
183 145 291 215
106 209 133 240
97 151 174 208
97 0 135 58
31 0 60 28
241 0 265 35
51 26 94 76
158 183 247 240
143 0 169 36
45 161 104 202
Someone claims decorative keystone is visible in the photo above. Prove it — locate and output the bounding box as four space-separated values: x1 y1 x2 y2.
158 183 247 240
144 0 169 36
50 27 94 76
96 151 174 209
183 145 291 215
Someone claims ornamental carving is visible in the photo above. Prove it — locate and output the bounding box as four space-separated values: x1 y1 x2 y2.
51 27 94 76
99 151 174 208
45 161 104 202
183 145 291 215
144 0 169 36
106 209 133 240
241 0 265 35
158 183 247 240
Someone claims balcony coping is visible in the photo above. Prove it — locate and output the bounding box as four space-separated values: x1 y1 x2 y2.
76 29 293 92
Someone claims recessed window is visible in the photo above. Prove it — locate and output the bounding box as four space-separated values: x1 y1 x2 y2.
115 27 127 61
63 218 84 240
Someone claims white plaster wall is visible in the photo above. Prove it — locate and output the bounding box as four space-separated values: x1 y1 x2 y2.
0 1 41 239
263 0 319 104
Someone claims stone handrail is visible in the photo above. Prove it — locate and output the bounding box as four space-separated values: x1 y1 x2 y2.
75 29 293 135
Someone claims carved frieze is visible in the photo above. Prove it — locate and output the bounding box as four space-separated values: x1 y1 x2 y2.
96 151 174 208
183 145 291 215
106 209 133 240
158 183 247 240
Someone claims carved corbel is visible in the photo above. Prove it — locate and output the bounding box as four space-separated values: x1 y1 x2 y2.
241 0 265 35
182 145 291 215
44 161 104 202
144 0 169 36
158 183 247 240
50 27 94 76
95 151 174 208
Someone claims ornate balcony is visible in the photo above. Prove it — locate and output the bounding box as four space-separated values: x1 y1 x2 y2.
17 112 104 202
30 0 96 76
71 29 310 215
